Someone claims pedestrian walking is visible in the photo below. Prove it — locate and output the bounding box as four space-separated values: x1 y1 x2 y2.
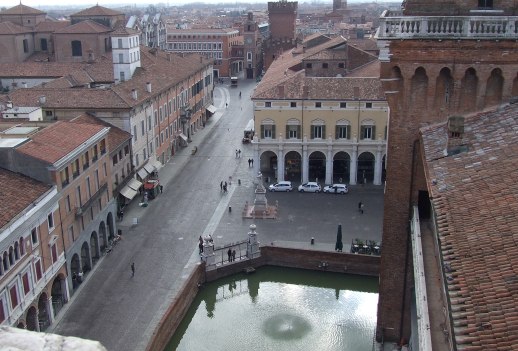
226 102 228 108
239 91 242 98
248 158 251 167
227 248 232 262
358 201 364 214
223 183 227 193
238 149 241 158
159 185 163 193
251 159 254 166
199 241 204 254
220 181 223 191
131 262 135 277
232 249 236 262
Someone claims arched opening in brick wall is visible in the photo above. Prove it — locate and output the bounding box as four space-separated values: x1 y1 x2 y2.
512 73 518 98
410 67 428 113
459 68 479 113
434 67 454 113
485 68 504 107
390 66 404 105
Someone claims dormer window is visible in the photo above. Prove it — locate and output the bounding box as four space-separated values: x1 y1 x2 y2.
306 63 312 69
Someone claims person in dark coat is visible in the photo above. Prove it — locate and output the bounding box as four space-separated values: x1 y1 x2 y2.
227 248 232 262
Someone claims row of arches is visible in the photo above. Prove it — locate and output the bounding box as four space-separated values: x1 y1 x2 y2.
388 65 518 117
258 149 386 185
1 238 26 276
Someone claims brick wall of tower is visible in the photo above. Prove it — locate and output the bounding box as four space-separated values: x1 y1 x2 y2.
376 38 518 343
268 1 297 41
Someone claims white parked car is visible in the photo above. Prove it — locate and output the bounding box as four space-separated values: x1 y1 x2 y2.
268 181 293 192
298 182 321 193
323 184 349 194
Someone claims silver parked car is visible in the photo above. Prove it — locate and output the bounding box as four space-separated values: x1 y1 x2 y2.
268 181 293 192
323 184 349 194
298 182 321 193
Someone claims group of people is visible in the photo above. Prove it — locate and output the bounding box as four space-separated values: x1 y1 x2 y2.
247 158 254 167
199 235 214 253
220 181 229 193
235 149 242 158
227 248 237 262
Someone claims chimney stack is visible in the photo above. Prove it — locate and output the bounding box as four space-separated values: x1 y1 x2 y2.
38 96 46 105
7 101 13 109
132 89 138 100
146 82 152 93
302 85 309 99
167 53 172 62
446 116 467 155
22 82 27 88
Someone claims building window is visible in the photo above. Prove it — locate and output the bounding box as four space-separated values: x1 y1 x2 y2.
311 120 325 139
31 228 38 245
290 102 297 108
118 38 122 48
322 63 328 69
23 39 29 53
143 148 147 160
41 38 48 51
340 102 347 108
60 168 70 188
261 120 275 139
247 52 252 61
366 102 372 108
338 62 345 68
360 124 375 140
478 0 493 8
71 40 82 57
118 53 123 63
336 124 350 139
315 102 322 108
306 63 312 69
120 71 125 82
9 285 19 309
65 195 71 213
148 115 152 130
68 225 75 243
141 121 145 136
265 102 271 108
22 272 30 295
51 244 58 263
48 212 55 232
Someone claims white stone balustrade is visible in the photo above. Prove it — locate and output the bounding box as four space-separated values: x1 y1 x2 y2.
376 10 518 39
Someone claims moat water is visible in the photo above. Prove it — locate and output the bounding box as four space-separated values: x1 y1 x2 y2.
165 266 379 351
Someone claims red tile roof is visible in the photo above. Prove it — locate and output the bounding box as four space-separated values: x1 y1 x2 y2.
0 4 45 15
54 20 111 34
71 113 131 151
0 21 31 35
34 20 71 32
420 103 518 350
0 168 52 230
17 121 106 164
70 5 123 17
0 62 86 78
253 35 382 100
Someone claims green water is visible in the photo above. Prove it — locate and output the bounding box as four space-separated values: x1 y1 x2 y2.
166 266 379 351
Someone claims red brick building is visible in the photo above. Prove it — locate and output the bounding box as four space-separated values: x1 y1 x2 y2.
375 0 518 347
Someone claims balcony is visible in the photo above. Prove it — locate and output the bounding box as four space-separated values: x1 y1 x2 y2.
376 10 518 40
75 183 108 217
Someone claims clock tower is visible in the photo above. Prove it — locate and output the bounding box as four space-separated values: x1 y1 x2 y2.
243 12 260 79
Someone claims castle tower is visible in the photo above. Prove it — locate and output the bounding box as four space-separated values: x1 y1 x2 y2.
267 0 297 42
243 12 260 79
375 0 518 343
111 27 141 83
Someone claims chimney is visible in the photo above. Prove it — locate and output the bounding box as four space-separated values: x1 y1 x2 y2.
22 82 27 88
38 96 46 105
7 101 13 109
146 82 152 93
277 85 284 97
446 116 467 156
167 53 172 61
132 89 138 100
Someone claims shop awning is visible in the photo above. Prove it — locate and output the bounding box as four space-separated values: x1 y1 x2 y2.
144 163 155 174
179 133 188 142
206 104 217 114
150 159 163 171
137 168 149 180
127 178 142 191
120 185 138 200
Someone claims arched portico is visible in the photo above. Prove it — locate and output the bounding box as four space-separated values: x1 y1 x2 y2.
357 152 375 184
51 273 68 317
26 306 38 331
38 292 51 331
99 222 108 253
333 152 351 183
106 212 115 240
308 151 326 183
71 254 81 290
284 151 301 182
259 150 277 182
90 231 100 266
80 242 91 274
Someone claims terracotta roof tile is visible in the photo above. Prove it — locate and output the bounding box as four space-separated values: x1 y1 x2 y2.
71 113 131 151
0 62 86 78
33 20 71 32
17 121 107 164
70 5 123 17
54 20 111 34
0 21 31 35
0 4 45 15
0 168 52 230
420 103 518 350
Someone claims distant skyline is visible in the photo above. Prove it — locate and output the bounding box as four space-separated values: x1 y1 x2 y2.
3 0 393 10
